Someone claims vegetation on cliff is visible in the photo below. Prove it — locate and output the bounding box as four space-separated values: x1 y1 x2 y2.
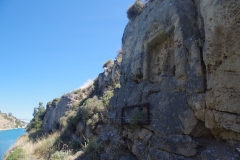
127 0 145 20
26 102 46 131
4 87 116 159
4 54 121 159
5 0 240 159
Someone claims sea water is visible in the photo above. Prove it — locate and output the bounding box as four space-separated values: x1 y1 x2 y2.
0 128 26 159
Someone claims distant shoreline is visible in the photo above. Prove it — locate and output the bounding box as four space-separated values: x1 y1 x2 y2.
0 128 25 131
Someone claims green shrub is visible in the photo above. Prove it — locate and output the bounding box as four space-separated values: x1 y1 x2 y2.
85 139 103 153
72 101 80 111
102 90 114 108
52 98 61 108
26 103 46 131
2 113 12 121
80 107 89 120
73 89 81 94
59 116 68 128
103 59 113 68
59 109 82 130
147 154 151 160
46 101 52 109
51 151 68 160
116 49 122 63
80 96 104 119
116 53 122 63
127 0 145 20
15 119 23 128
70 140 82 152
67 110 78 126
79 97 88 107
86 113 99 127
115 83 121 89
6 148 26 160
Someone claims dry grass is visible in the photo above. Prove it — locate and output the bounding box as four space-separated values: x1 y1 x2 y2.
4 130 84 160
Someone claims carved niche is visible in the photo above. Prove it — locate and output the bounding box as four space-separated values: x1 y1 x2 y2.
147 35 175 83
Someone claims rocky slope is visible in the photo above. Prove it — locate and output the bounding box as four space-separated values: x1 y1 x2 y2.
9 0 240 159
0 112 26 130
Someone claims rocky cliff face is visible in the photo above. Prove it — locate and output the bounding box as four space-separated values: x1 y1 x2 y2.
42 56 121 133
201 0 240 140
43 93 81 132
41 0 240 159
107 0 240 159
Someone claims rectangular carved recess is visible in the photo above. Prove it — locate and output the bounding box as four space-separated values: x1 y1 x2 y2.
121 103 150 125
147 35 175 83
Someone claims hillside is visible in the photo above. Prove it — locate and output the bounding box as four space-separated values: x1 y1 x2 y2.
0 112 26 130
4 0 240 160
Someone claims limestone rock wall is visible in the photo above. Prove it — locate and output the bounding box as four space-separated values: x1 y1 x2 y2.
106 0 240 159
42 57 121 132
201 0 240 140
42 94 80 132
98 57 121 93
41 0 240 159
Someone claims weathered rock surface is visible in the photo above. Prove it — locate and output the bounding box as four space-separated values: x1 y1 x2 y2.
98 58 121 93
43 94 79 132
107 0 240 159
42 56 121 133
41 0 240 159
201 0 240 140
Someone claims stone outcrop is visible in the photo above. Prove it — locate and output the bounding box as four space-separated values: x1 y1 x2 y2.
106 0 240 159
41 0 240 159
98 56 121 94
201 0 240 141
42 56 121 132
43 93 80 132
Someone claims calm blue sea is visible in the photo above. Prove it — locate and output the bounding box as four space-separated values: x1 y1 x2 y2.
0 128 26 159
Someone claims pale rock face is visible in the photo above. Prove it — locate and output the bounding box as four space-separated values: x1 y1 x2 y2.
151 134 197 157
42 94 79 132
108 0 240 159
201 0 240 139
98 59 121 93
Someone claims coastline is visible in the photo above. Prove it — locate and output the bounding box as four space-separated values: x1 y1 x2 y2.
0 127 27 160
0 128 25 131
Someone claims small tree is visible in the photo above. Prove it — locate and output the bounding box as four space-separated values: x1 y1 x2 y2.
103 59 113 68
127 0 145 20
39 102 43 107
52 98 61 108
33 107 38 116
26 102 46 131
46 101 52 109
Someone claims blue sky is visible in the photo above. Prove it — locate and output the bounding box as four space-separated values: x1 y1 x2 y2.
0 0 132 122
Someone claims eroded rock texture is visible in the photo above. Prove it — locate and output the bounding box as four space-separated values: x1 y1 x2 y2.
41 0 240 159
43 94 80 132
202 0 240 140
107 0 240 159
42 56 121 133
